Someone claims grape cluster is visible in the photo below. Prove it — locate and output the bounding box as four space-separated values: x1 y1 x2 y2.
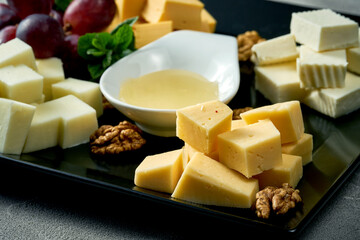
0 0 116 77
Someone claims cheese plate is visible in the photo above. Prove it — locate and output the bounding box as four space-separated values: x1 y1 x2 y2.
0 0 359 236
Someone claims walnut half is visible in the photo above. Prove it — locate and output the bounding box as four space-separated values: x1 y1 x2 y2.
255 183 302 219
237 30 266 62
90 121 146 155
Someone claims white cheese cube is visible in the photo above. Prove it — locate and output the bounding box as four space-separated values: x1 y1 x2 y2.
22 101 61 153
302 72 360 118
52 95 98 149
297 46 347 89
347 47 360 75
254 61 306 103
290 9 359 51
0 65 43 104
0 98 35 154
52 78 103 117
251 34 298 65
36 57 65 101
0 38 37 70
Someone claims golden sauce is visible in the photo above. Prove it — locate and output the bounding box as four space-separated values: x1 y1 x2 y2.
119 69 219 109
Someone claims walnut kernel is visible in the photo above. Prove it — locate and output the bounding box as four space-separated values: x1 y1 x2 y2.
237 31 266 61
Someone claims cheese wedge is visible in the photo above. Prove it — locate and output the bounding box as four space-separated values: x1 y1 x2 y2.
231 119 247 130
0 64 43 104
297 46 347 89
200 9 216 33
52 78 103 117
36 57 65 101
251 34 298 65
0 38 37 71
176 100 232 154
254 154 303 190
134 149 183 194
254 61 306 103
302 71 360 118
281 133 313 165
172 152 259 208
240 101 305 144
0 98 35 155
218 119 282 178
290 9 359 51
132 20 173 49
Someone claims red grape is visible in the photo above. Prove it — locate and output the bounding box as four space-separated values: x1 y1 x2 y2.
0 25 17 44
49 9 63 26
0 3 20 30
16 14 65 58
63 0 116 35
7 0 53 19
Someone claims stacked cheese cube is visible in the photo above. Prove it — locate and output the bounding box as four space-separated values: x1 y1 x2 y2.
135 100 312 208
103 0 217 49
0 38 103 155
251 9 360 118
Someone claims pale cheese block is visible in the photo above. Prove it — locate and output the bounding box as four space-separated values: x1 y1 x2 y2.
176 100 232 154
281 133 313 165
240 101 305 144
0 38 37 71
142 0 204 31
302 71 360 118
22 101 61 153
172 152 259 208
132 21 173 49
52 95 98 149
254 61 306 103
231 119 247 130
347 47 360 75
290 9 359 51
254 154 303 190
218 119 282 178
52 78 103 117
36 57 65 101
251 34 298 65
134 149 183 194
297 46 347 89
0 98 35 155
0 64 43 104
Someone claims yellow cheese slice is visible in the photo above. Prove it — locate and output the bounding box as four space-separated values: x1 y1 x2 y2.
132 20 173 49
282 133 313 165
172 152 259 208
134 148 183 193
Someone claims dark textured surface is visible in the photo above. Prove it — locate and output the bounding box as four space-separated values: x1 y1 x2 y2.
0 0 360 239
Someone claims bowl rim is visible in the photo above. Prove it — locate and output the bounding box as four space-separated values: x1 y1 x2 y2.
100 30 240 113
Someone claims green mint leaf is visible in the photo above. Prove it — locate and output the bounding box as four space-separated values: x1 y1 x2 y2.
86 48 106 57
88 63 105 80
102 50 113 69
113 24 134 52
110 16 138 35
78 33 98 60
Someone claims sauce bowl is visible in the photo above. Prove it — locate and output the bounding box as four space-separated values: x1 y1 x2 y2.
100 30 239 137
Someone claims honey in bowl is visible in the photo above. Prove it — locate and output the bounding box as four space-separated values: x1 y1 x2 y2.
119 69 219 109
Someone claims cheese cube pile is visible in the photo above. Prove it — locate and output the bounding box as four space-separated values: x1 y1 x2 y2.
103 0 217 49
134 100 312 208
252 9 360 119
0 38 102 155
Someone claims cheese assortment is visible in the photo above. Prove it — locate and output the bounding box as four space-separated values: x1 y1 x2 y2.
252 8 360 118
0 38 100 155
134 100 311 209
104 0 217 48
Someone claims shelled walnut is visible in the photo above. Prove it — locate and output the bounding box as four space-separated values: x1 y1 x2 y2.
232 107 253 120
237 30 266 61
90 121 146 155
255 183 302 219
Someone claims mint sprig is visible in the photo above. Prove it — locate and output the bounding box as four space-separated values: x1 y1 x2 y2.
77 17 138 80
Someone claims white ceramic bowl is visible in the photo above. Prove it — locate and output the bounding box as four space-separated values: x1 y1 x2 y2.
100 30 239 137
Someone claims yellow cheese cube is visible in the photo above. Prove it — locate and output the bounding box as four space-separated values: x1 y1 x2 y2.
0 98 35 155
134 149 183 193
52 78 103 117
254 61 306 104
142 0 204 31
23 101 61 153
182 142 218 170
172 152 259 208
240 101 304 144
218 119 282 178
297 46 347 89
0 38 37 71
254 154 303 190
251 34 299 66
282 133 313 165
36 57 65 101
231 119 247 130
132 21 173 49
176 100 232 154
0 65 43 104
200 9 216 33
